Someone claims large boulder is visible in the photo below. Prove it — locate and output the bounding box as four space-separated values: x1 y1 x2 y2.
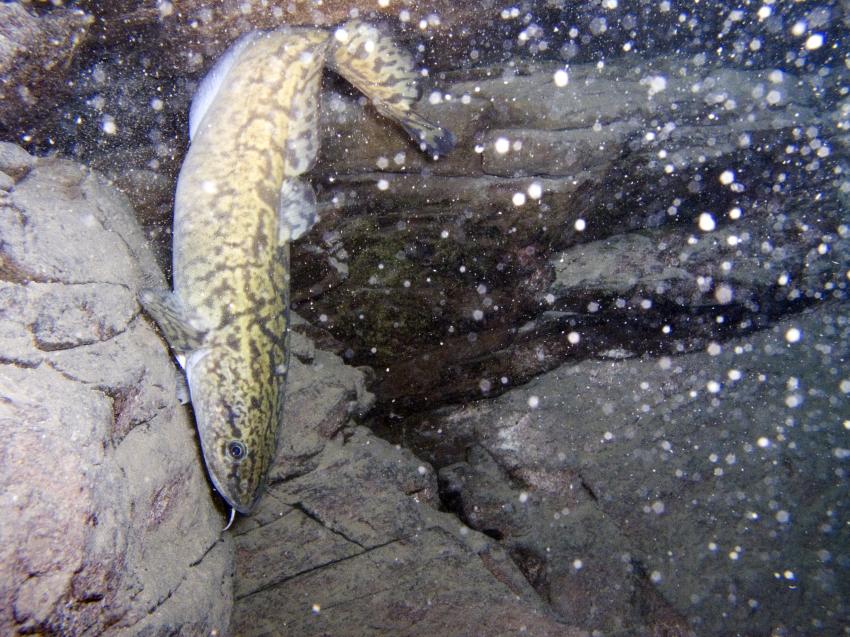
0 144 232 635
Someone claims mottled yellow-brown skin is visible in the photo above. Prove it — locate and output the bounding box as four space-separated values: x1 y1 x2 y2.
172 28 331 514
142 21 454 517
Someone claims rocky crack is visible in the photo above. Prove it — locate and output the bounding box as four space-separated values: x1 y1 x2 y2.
289 501 366 550
234 533 407 602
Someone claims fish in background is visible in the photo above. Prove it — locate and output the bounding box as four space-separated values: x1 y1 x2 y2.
140 20 455 528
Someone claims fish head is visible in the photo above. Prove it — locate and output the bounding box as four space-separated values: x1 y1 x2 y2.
185 347 276 514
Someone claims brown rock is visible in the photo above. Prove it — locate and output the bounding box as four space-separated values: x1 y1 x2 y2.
0 4 93 137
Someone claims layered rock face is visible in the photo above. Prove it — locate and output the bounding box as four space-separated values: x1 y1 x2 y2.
0 144 232 635
298 56 848 413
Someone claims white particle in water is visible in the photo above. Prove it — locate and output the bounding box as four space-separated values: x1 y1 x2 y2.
776 510 790 523
512 192 527 206
574 218 586 231
805 33 824 50
553 69 569 87
785 327 801 343
643 75 667 97
528 395 540 408
567 331 580 344
698 212 716 231
785 394 802 408
494 137 510 154
715 284 733 304
528 182 543 199
377 179 389 191
101 116 117 135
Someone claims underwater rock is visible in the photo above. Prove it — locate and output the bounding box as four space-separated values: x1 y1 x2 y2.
0 148 231 635
230 327 584 636
402 301 850 636
0 4 93 139
291 56 846 411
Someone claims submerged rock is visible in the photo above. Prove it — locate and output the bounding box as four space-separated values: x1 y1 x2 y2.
0 4 93 138
0 147 232 635
400 301 850 636
298 57 846 411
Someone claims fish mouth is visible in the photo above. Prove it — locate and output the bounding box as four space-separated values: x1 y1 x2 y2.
205 464 256 515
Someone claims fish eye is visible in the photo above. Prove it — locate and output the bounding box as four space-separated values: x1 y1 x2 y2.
227 440 247 461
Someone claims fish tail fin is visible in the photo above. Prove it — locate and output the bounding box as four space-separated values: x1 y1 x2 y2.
395 109 457 157
328 19 455 157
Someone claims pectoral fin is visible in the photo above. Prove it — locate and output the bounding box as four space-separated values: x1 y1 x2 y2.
395 110 456 157
278 179 318 243
139 288 208 354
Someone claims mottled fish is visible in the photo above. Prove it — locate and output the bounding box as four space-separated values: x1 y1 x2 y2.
140 20 454 522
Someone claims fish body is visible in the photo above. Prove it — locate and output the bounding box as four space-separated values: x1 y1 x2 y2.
140 21 454 516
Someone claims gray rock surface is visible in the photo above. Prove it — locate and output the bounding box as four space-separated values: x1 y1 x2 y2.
405 301 850 635
230 328 586 637
0 148 232 635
